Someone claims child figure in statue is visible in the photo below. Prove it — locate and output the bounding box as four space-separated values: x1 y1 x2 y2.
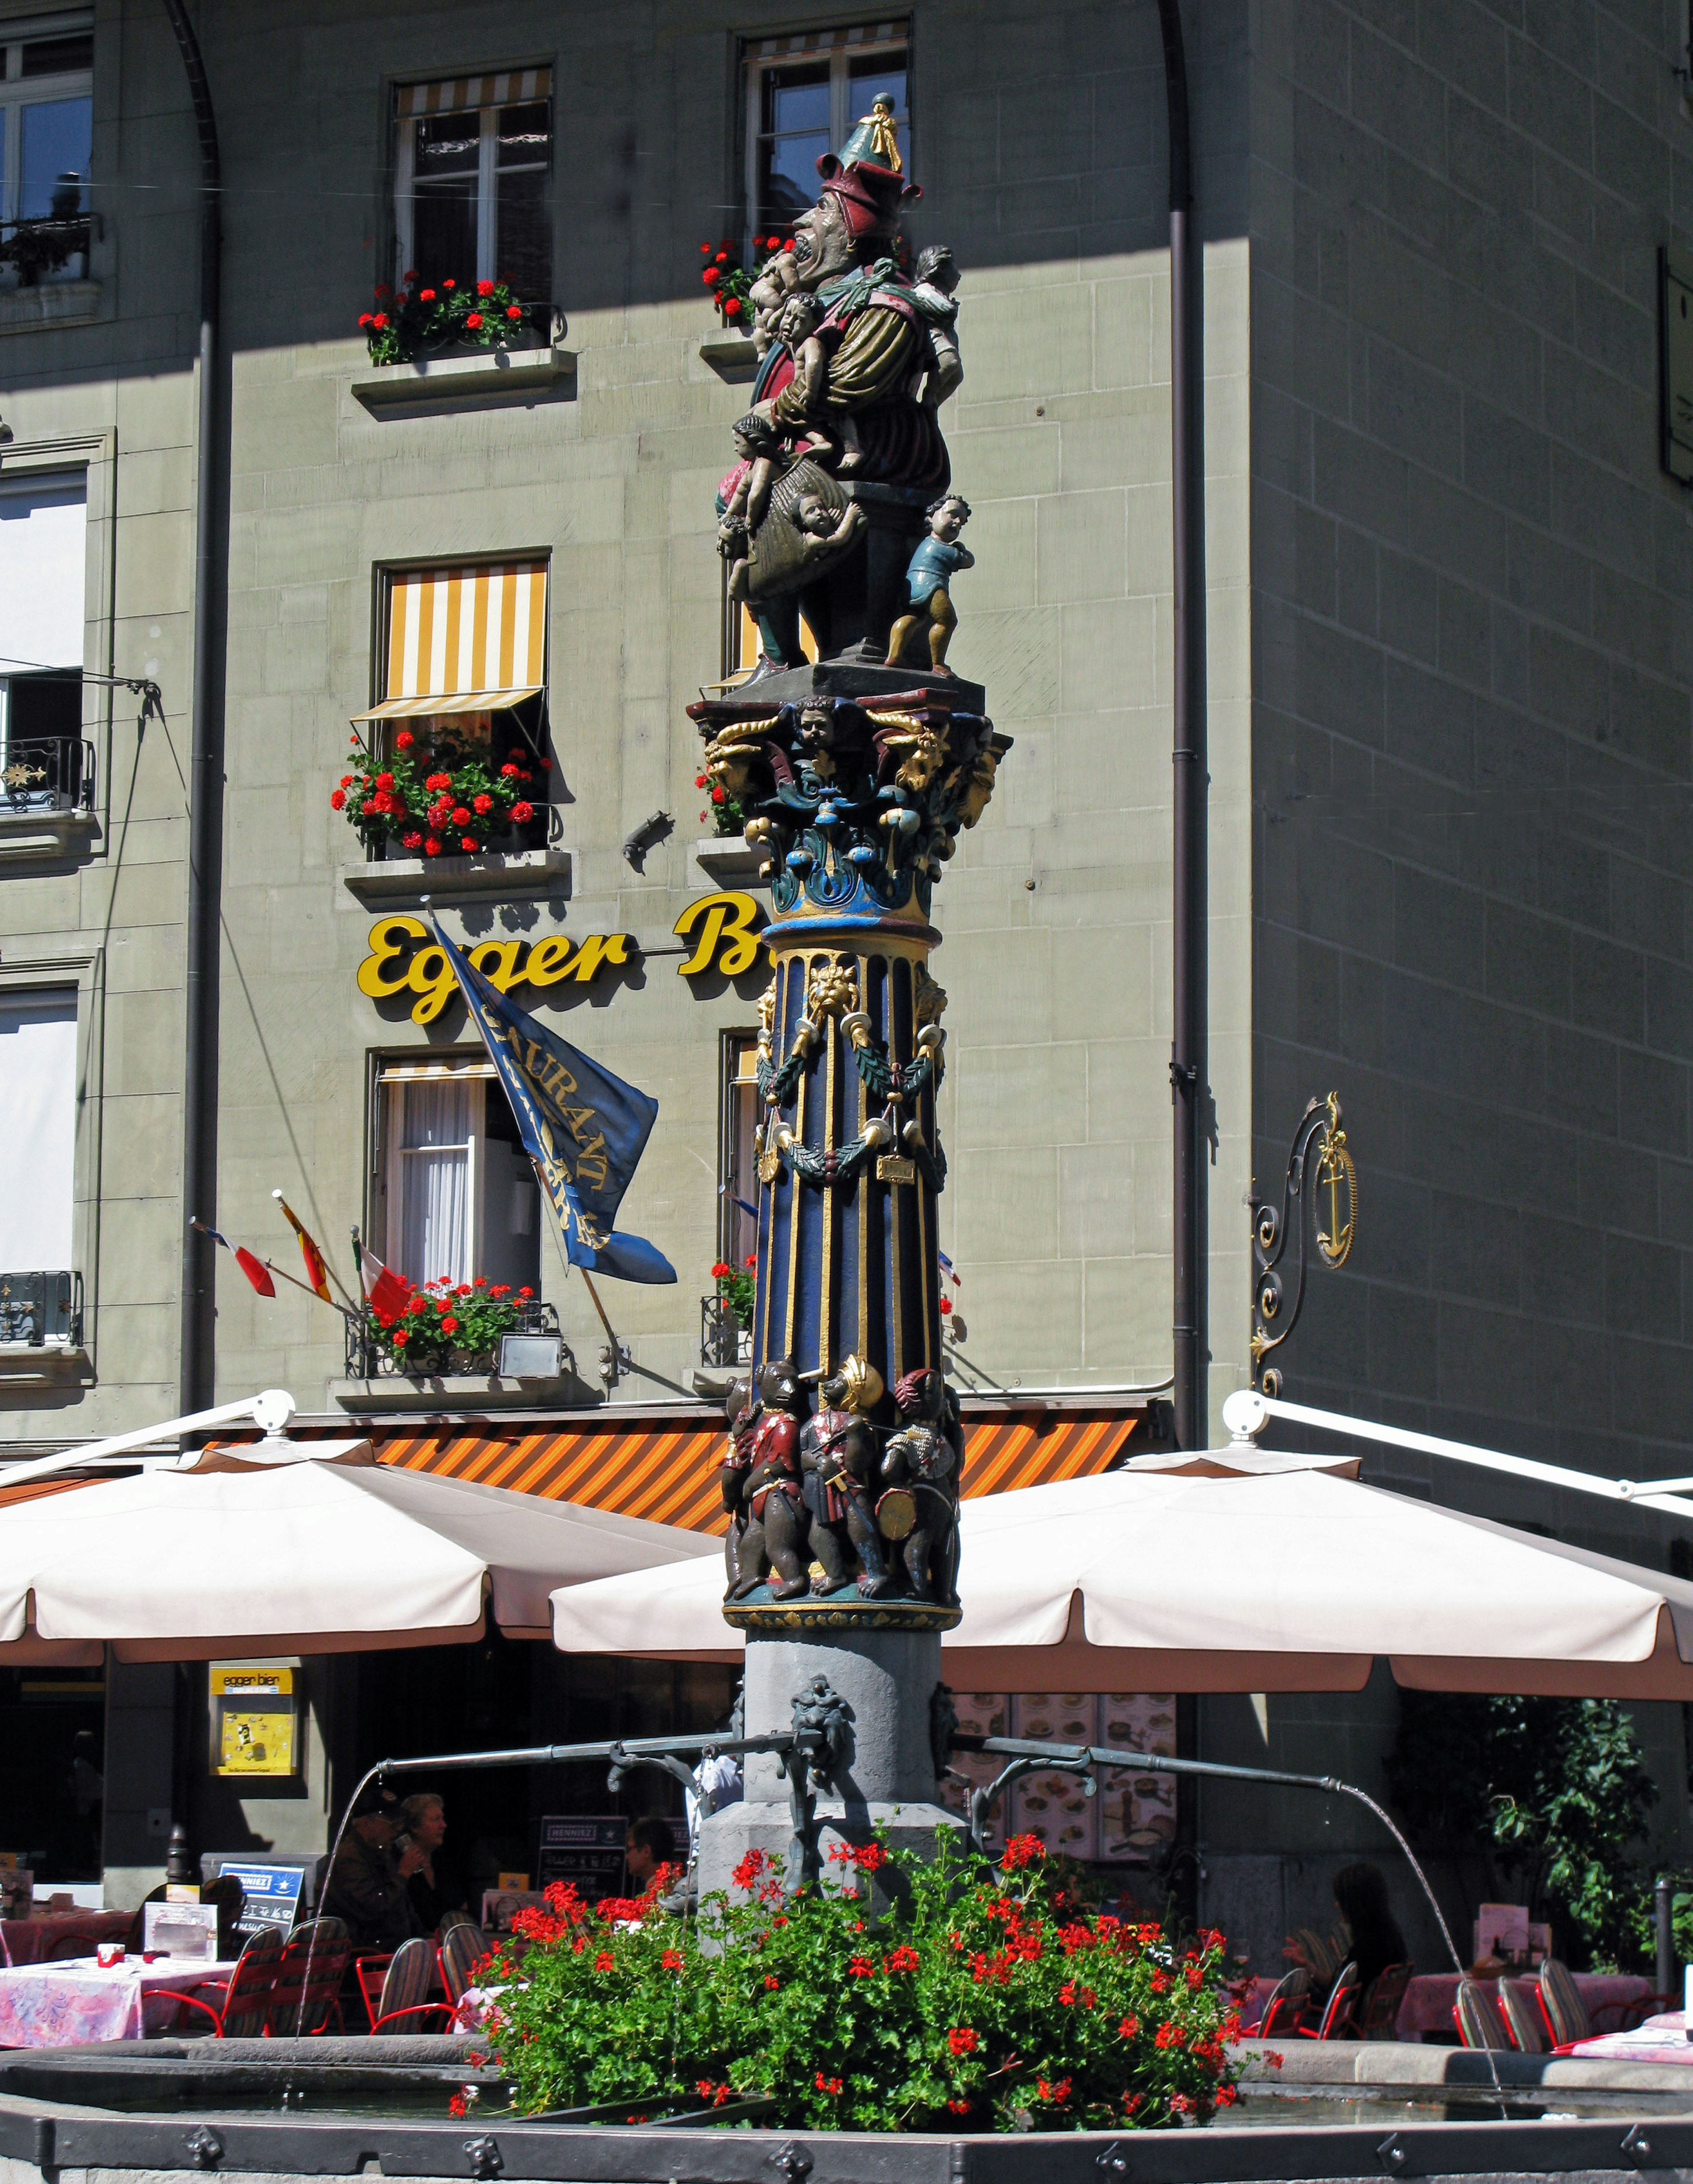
887 495 974 672
718 411 788 549
911 246 963 411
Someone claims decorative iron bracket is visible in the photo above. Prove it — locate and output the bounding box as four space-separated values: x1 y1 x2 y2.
1247 1090 1355 1397
951 1753 1095 1860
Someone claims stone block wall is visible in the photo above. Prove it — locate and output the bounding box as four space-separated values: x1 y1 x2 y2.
1251 0 1693 1482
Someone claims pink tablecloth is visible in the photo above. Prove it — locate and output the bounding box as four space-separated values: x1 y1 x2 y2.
0 1913 131 1968
1569 2009 1693 2061
0 1956 237 2048
1240 1969 1656 2042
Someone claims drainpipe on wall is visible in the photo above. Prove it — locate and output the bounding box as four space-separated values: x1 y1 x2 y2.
1156 0 1207 1450
158 0 223 1414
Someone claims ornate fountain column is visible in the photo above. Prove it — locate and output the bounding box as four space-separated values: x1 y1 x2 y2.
688 125 1008 1891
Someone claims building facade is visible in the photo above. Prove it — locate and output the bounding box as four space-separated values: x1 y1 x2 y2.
1 0 1691 1937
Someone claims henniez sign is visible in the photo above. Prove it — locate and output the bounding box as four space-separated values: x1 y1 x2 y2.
356 891 764 1025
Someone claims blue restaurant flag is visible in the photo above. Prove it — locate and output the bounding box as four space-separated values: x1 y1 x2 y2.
428 917 677 1285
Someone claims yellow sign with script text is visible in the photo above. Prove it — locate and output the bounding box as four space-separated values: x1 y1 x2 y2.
356 894 765 1025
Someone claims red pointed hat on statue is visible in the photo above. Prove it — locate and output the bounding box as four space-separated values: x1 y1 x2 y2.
815 150 921 250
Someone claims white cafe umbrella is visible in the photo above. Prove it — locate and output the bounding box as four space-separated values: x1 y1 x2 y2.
0 1430 715 1665
549 1445 1693 1699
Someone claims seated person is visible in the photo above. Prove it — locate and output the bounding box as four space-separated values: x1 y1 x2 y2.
321 1782 420 1952
624 1815 678 1896
397 1791 467 1934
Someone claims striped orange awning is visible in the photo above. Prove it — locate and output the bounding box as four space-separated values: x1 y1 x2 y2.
384 563 547 700
376 1409 1139 1536
395 69 552 117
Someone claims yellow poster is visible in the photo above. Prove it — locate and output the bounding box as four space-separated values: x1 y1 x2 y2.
212 1667 296 1778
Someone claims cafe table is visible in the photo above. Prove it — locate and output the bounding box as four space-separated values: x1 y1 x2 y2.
0 1911 131 1967
0 1953 237 2048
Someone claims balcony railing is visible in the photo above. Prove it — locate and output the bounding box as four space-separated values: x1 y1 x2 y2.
344 1294 562 1381
0 1271 84 1347
1 736 95 815
0 215 92 287
700 1295 752 1368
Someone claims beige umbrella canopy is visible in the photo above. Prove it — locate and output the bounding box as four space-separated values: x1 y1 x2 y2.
549 1448 1693 1698
0 1435 715 1664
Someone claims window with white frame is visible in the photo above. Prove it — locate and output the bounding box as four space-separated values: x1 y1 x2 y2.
0 15 92 288
743 21 907 241
392 70 552 301
375 1058 540 1294
0 988 75 1270
0 469 86 810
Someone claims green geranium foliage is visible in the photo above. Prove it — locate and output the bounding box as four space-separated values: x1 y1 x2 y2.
1386 1694 1656 1969
481 1831 1250 2133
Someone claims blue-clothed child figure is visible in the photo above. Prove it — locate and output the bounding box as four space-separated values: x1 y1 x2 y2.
887 493 973 673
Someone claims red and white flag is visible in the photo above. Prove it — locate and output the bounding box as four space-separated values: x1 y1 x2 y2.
359 1246 410 1321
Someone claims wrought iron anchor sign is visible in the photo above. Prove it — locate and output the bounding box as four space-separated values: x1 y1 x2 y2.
1248 1091 1356 1397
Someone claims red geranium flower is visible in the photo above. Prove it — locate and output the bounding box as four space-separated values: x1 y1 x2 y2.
702 268 720 287
661 1949 683 1971
375 771 394 790
451 806 472 826
402 269 417 283
329 789 346 810
500 762 521 777
391 1329 408 1349
358 313 373 329
371 313 389 330
764 1973 779 1990
419 288 436 302
510 801 534 823
473 793 493 814
425 772 452 791
711 785 725 803
518 1285 533 1299
374 284 392 298
460 836 479 852
814 2074 843 2097
505 304 522 320
477 279 495 296
440 1315 460 1336
715 250 728 264
940 1295 953 1314
465 311 484 329
443 278 456 290
424 837 441 856
700 243 711 254
594 1950 614 1972
723 297 743 317
394 730 414 751
401 832 422 850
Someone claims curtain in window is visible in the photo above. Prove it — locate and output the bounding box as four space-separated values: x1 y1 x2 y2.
0 991 76 1266
396 1081 475 1286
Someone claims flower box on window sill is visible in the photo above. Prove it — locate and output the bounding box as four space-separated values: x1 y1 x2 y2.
330 1367 593 1415
0 279 101 335
351 343 576 415
341 846 571 907
691 836 767 888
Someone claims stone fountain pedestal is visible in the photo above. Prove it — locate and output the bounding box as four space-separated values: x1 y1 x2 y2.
695 1624 960 1897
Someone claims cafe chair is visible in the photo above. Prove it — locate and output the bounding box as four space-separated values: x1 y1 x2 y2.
1355 1962 1414 2040
1498 1977 1550 2054
1536 1955 1668 2046
162 1926 283 2038
353 1952 393 2028
265 1919 351 2037
1453 1976 1511 2050
1299 1961 1361 2039
44 1930 111 1961
367 1936 454 2035
1255 1967 1311 2038
438 1921 492 2006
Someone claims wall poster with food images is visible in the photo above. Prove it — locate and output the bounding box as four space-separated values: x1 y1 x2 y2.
935 1692 1008 1853
1095 1693 1178 1863
1006 1695 1100 1860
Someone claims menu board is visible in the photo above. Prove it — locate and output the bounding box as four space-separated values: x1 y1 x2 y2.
535 1816 634 1901
216 1860 303 1938
1095 1694 1178 1864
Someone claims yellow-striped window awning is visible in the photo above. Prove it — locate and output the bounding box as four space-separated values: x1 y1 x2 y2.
384 564 548 701
395 69 553 118
374 1407 1142 1538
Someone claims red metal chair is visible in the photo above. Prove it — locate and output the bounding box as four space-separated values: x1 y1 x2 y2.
438 1922 491 2007
1299 1961 1361 2038
1498 1977 1550 2053
1453 1976 1511 2050
353 1951 393 2028
264 1919 351 2036
1255 1967 1311 2038
161 1927 283 2038
43 1930 111 1961
1356 1962 1413 2040
368 1936 453 2035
